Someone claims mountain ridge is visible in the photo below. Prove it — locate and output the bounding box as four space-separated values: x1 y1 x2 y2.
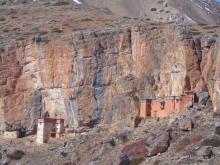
84 0 220 24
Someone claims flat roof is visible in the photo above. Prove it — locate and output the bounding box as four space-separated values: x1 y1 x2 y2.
141 96 181 102
38 118 64 124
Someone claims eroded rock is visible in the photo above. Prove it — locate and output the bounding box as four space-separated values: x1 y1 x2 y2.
179 119 194 131
2 158 10 165
147 132 170 157
6 149 25 160
0 24 202 130
196 146 213 159
121 138 148 159
197 92 210 106
119 154 129 165
215 122 220 136
202 136 220 147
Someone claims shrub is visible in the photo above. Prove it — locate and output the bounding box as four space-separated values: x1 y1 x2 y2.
213 34 218 38
191 31 201 36
179 137 191 145
53 1 70 6
129 158 144 165
151 8 157 11
202 137 220 147
154 160 161 165
81 18 93 22
0 16 6 22
157 0 164 4
52 27 63 33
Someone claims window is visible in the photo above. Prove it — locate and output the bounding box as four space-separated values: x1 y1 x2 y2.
160 101 165 110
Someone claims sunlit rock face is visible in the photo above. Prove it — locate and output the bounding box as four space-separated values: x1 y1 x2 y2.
0 24 202 129
199 39 220 113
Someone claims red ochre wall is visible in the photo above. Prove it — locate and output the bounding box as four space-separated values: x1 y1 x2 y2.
151 99 180 118
140 95 193 119
180 94 193 112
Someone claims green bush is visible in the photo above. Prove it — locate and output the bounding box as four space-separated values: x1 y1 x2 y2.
213 34 218 38
202 137 220 147
179 137 191 145
53 1 70 6
129 158 144 165
191 31 201 36
0 16 6 22
150 8 157 11
154 160 161 165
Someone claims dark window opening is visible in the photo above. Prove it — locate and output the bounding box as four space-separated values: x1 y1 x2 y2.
160 101 165 110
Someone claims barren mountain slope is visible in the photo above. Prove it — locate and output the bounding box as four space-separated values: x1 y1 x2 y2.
1 1 220 165
0 0 220 138
84 0 220 24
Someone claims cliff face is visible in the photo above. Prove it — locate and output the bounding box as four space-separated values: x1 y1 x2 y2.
200 39 220 113
0 24 203 129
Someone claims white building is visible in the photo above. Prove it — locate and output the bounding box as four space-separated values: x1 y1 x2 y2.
3 130 19 139
37 118 64 144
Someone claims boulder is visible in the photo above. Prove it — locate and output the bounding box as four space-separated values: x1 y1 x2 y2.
119 154 129 165
202 136 220 147
129 158 144 165
191 135 203 143
179 119 194 131
63 162 72 165
2 158 10 165
121 138 148 159
170 130 179 141
70 152 80 163
6 149 25 160
60 151 68 157
106 139 116 147
212 146 220 156
59 147 75 158
147 132 170 157
116 130 130 143
197 92 209 106
178 137 191 146
145 133 156 146
196 146 213 159
215 122 220 136
98 144 112 156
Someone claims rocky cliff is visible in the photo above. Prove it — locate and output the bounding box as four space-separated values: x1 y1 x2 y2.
199 37 220 113
0 23 205 130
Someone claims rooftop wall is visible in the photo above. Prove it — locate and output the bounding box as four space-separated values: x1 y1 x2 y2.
140 94 193 118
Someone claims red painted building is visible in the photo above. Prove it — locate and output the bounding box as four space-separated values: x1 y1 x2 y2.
140 92 194 118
